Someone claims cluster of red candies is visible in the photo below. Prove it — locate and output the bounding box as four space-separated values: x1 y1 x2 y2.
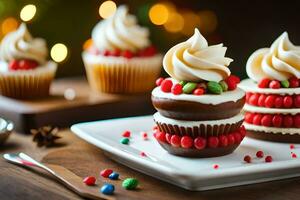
245 112 300 128
246 93 300 108
88 45 157 59
154 125 246 149
258 77 300 89
9 59 39 71
243 151 273 163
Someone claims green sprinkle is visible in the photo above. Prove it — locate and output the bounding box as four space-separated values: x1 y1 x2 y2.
179 80 187 86
281 80 289 88
183 82 197 94
120 138 129 145
207 81 223 94
219 80 228 91
122 178 138 190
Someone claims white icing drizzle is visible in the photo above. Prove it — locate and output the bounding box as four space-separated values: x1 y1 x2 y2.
152 78 245 105
244 104 300 115
239 79 300 95
154 112 244 127
244 122 300 135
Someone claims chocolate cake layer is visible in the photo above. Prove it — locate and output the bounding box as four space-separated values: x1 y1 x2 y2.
155 120 243 137
158 141 239 157
151 95 245 120
247 130 300 143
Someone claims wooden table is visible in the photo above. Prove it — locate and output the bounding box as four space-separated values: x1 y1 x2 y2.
1 130 300 200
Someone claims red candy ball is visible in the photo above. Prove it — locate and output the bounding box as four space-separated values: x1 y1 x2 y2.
155 77 164 86
272 115 283 127
193 88 205 95
194 137 206 150
208 137 219 148
258 78 271 88
257 94 267 107
122 50 134 59
103 50 111 56
225 75 238 90
294 115 300 128
219 135 228 147
269 80 280 89
181 136 193 148
165 133 172 144
111 49 121 57
244 155 251 163
19 59 38 70
160 79 173 93
265 95 276 108
83 176 96 186
261 114 272 127
289 77 299 88
239 125 247 138
171 84 183 95
8 60 19 70
155 131 166 142
274 96 283 108
249 93 259 106
256 151 264 158
170 135 181 147
246 92 252 103
253 114 263 125
233 132 242 144
265 155 273 163
122 130 131 138
283 96 293 108
283 115 293 128
100 169 113 178
294 95 300 108
227 134 235 145
245 112 255 124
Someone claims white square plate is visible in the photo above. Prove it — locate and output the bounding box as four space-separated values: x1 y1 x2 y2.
71 115 300 191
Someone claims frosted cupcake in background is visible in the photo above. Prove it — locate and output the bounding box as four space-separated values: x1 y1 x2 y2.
82 5 162 94
0 23 57 99
239 32 300 142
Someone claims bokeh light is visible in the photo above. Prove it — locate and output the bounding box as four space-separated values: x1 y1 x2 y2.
20 4 36 22
149 4 169 25
181 11 201 36
198 10 218 34
164 12 184 33
99 1 117 19
1 17 18 35
50 43 68 63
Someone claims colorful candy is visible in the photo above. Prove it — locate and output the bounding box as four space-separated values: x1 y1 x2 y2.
83 176 96 186
207 81 223 94
122 178 138 190
108 172 119 180
182 82 197 94
100 183 115 195
100 169 113 178
120 138 130 145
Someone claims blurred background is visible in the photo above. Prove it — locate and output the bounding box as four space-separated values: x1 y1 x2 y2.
0 0 299 79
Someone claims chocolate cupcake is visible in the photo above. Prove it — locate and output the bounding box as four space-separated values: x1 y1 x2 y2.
152 29 246 157
239 32 300 143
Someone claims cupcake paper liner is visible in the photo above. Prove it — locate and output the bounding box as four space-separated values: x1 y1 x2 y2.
83 53 162 94
0 62 57 99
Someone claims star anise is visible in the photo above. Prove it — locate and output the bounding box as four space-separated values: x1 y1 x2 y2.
31 126 61 147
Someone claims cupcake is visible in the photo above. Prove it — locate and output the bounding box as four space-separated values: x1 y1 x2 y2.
0 23 57 99
152 29 246 157
239 32 300 143
82 5 162 94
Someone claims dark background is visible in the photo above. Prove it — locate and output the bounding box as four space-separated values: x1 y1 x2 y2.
0 0 300 79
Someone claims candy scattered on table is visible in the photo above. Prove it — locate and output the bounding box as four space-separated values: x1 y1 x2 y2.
100 183 115 195
244 155 252 163
122 178 138 190
141 132 148 140
120 138 130 145
292 153 297 158
122 131 131 138
109 172 119 180
256 151 264 158
100 169 113 178
83 176 96 186
265 156 273 163
290 144 295 149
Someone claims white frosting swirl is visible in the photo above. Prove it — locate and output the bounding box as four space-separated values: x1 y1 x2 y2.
246 32 300 82
92 5 150 52
163 28 233 82
0 23 48 64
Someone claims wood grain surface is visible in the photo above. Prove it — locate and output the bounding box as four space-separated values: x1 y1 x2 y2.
0 77 154 133
1 129 300 200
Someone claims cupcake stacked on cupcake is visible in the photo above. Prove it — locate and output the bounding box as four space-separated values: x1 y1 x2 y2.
0 23 57 99
82 5 162 94
152 29 246 157
239 32 300 143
